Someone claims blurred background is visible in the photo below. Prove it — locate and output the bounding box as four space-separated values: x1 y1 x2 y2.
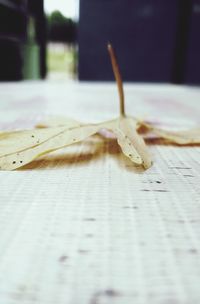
0 0 199 84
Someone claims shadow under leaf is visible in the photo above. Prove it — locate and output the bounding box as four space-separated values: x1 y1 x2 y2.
19 135 197 172
145 137 200 147
19 137 144 173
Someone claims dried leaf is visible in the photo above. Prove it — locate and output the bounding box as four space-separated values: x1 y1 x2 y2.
0 117 152 170
154 128 200 145
141 122 200 145
0 120 114 158
0 124 101 170
0 119 119 170
0 127 70 157
112 117 152 169
1 115 199 170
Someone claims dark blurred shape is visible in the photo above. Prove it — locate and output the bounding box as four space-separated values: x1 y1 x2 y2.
0 0 46 81
79 0 178 82
0 1 26 39
171 0 192 84
0 1 26 80
28 0 47 79
185 0 200 84
47 11 77 44
78 0 200 84
0 39 22 81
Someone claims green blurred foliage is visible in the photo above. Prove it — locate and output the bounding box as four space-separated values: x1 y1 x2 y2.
47 47 74 72
46 10 77 44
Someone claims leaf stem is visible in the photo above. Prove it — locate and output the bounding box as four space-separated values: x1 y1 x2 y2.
107 43 125 117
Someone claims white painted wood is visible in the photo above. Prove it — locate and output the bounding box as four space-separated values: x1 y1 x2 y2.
0 81 200 304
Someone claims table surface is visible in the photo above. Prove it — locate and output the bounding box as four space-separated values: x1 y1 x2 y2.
0 80 200 304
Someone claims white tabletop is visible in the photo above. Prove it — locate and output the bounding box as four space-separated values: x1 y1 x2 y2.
0 80 200 304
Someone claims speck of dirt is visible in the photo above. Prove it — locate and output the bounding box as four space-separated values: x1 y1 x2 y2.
90 289 121 304
78 249 89 254
59 255 68 263
84 218 96 221
189 248 198 254
153 189 168 192
104 289 120 297
123 206 138 209
85 233 94 238
170 167 191 170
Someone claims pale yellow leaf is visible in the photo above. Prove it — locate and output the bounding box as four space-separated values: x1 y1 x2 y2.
141 122 200 145
0 125 101 170
154 128 200 144
0 118 152 170
112 117 152 169
0 127 70 157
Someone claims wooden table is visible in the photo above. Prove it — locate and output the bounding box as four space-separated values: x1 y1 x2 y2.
0 81 200 304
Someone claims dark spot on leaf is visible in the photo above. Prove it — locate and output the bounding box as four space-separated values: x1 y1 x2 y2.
20 161 23 164
12 161 16 164
156 181 162 184
31 135 35 138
